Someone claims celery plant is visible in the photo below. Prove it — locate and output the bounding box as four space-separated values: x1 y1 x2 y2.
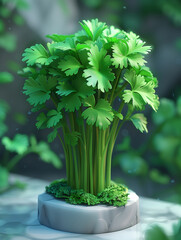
21 19 159 195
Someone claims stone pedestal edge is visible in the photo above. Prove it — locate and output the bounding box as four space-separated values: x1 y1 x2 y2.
38 191 139 234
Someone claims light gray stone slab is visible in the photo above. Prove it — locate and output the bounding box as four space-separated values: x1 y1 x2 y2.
38 191 139 234
1 174 181 240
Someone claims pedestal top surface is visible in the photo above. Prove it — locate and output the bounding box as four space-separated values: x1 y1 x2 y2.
0 174 181 240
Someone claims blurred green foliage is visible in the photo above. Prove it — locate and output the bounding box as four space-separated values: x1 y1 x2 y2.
145 221 181 240
0 73 62 193
114 97 181 202
0 0 62 193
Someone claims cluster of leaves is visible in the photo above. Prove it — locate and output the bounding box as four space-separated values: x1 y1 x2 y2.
114 96 181 201
21 18 159 136
46 179 129 206
0 134 62 193
21 18 159 195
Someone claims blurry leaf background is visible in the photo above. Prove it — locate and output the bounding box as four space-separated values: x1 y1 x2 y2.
0 0 181 200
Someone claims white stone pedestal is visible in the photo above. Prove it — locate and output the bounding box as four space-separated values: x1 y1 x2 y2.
38 191 139 234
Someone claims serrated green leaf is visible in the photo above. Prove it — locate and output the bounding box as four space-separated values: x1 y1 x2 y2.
126 31 151 54
22 44 57 66
23 75 57 106
56 82 76 96
51 38 76 51
83 45 114 92
123 70 159 111
82 99 114 129
58 55 82 76
58 76 94 112
48 129 58 143
36 112 47 129
47 110 62 128
130 113 148 133
112 32 151 69
103 25 124 39
2 134 29 154
61 94 82 112
80 19 107 41
134 66 158 87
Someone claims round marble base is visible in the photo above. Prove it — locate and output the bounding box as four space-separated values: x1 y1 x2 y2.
38 191 139 234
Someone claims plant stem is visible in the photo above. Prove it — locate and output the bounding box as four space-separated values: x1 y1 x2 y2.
88 125 94 194
109 69 122 104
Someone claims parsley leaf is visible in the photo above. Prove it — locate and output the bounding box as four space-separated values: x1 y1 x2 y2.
80 19 106 41
112 32 151 69
36 112 47 129
57 76 94 112
47 110 63 128
82 99 114 129
48 129 58 143
83 45 114 92
22 44 57 66
23 75 57 106
123 70 159 111
58 55 83 76
130 113 148 133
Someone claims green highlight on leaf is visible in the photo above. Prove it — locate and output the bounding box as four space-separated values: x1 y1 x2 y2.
80 19 107 41
112 32 151 69
130 113 148 133
123 69 159 111
83 45 115 92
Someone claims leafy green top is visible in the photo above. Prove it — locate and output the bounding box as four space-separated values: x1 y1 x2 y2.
21 19 159 135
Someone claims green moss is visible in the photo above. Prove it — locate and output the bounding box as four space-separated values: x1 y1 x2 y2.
46 179 129 206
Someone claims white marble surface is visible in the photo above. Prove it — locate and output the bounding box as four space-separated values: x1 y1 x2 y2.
0 174 181 240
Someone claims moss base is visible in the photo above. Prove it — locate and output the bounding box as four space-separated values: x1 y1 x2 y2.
46 179 129 206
